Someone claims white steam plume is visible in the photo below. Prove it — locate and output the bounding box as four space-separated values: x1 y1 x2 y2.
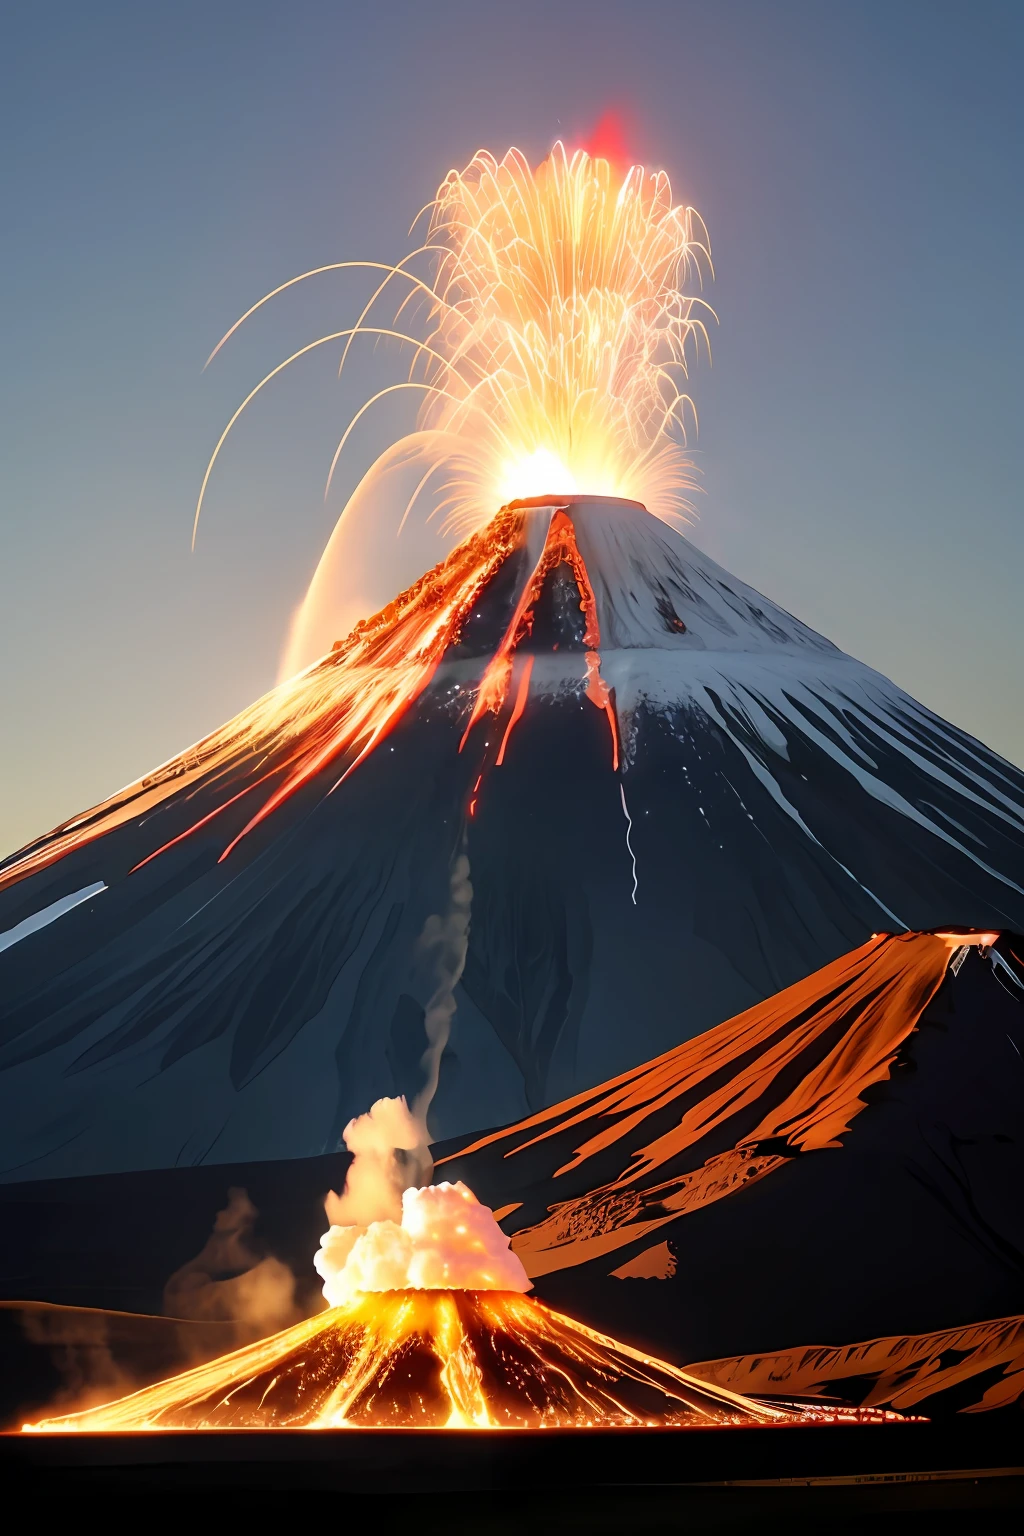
323 848 472 1231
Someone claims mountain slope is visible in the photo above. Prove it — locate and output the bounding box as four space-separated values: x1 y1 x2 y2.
2 497 1023 1179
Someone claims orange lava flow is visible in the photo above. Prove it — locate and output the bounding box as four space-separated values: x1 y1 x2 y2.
460 506 617 766
212 510 521 861
22 1290 785 1432
496 656 534 766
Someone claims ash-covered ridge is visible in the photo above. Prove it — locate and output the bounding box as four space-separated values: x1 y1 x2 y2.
1 496 1023 1182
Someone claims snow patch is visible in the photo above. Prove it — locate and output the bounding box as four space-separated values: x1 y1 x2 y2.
0 882 106 956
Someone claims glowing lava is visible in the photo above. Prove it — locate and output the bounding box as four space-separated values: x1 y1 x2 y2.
460 500 619 768
18 1112 785 1433
24 1289 784 1432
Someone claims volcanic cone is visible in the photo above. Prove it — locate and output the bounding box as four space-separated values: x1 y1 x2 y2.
26 1289 784 1431
4 497 1024 1178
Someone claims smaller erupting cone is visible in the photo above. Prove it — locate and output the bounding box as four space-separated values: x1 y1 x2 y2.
25 1290 786 1431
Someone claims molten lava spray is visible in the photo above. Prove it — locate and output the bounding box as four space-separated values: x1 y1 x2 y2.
194 138 713 677
198 141 711 545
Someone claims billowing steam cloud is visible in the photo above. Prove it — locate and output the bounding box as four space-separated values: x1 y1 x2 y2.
315 851 527 1303
315 1181 530 1304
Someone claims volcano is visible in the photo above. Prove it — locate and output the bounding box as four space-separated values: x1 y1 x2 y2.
2 495 1024 1181
23 1288 784 1431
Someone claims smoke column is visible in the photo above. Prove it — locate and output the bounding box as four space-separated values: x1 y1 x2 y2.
316 847 479 1303
413 848 473 1131
323 844 473 1230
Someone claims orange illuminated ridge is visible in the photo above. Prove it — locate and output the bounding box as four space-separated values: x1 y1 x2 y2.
690 1310 1024 1417
443 931 982 1279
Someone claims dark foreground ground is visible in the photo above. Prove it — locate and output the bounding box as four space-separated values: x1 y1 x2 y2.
4 1419 1023 1528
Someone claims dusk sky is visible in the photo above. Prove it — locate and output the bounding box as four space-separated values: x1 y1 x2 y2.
2 0 1022 858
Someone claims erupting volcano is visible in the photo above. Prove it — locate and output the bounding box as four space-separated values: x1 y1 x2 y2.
25 1288 783 1432
2 135 1023 1460
23 1118 785 1432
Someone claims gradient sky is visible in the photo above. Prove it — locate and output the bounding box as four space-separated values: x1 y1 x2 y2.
2 0 1022 857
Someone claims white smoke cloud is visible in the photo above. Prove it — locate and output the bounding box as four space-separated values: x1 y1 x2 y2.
315 1181 531 1305
323 853 472 1235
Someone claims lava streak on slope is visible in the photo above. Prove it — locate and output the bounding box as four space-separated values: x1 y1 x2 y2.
461 501 620 769
23 1290 783 1432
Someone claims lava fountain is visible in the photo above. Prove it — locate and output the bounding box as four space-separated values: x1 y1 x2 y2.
197 137 713 556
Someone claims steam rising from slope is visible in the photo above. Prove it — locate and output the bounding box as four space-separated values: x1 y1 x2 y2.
414 850 473 1127
163 1188 301 1334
